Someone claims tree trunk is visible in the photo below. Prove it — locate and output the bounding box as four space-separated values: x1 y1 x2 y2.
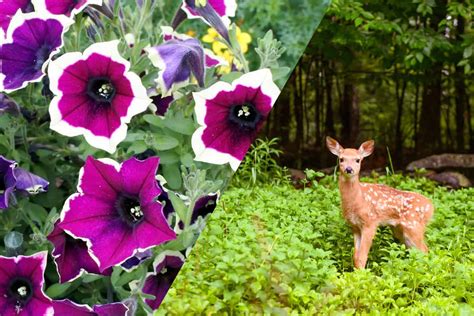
339 77 359 146
418 68 442 155
394 68 407 165
324 60 335 137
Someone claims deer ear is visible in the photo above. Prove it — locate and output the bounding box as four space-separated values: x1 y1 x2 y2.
326 137 343 156
359 140 375 158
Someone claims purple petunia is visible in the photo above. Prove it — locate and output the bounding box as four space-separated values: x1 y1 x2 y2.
48 40 151 153
0 11 72 92
182 0 236 27
32 0 102 17
0 94 21 116
47 222 112 283
58 156 176 272
146 38 205 96
0 0 33 36
52 299 128 316
177 192 219 231
0 252 54 315
192 69 280 170
142 251 185 310
0 155 49 209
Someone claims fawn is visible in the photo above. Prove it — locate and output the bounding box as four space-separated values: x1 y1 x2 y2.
326 137 434 269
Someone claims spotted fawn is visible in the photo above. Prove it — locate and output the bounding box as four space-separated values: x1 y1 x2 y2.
326 137 434 269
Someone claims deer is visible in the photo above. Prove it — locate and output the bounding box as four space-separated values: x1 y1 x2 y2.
326 137 434 269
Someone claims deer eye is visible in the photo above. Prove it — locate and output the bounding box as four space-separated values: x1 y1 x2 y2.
340 158 344 162
356 159 360 163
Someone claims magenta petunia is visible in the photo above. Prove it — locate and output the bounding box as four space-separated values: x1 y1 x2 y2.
32 0 102 17
0 11 72 92
52 299 128 316
47 222 112 283
58 156 176 271
0 0 33 36
48 40 151 153
142 251 185 310
192 69 280 170
0 252 54 316
181 0 237 27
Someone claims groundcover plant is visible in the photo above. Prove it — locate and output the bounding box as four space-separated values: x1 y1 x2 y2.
0 0 308 314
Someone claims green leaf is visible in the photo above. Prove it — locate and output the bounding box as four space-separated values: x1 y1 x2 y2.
46 282 72 298
162 163 182 189
153 135 180 150
143 114 165 127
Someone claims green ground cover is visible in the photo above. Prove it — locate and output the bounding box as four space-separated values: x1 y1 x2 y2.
159 174 473 315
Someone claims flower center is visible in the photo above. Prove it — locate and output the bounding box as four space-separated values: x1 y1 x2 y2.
0 175 5 193
228 103 261 130
7 277 33 308
87 77 116 105
34 44 52 70
115 195 144 226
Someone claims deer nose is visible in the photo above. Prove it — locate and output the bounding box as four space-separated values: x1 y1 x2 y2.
345 167 353 174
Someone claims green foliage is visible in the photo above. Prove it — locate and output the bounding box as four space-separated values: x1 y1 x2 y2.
232 138 290 188
159 175 473 314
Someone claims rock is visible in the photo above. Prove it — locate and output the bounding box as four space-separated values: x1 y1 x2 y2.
427 171 472 189
406 154 474 171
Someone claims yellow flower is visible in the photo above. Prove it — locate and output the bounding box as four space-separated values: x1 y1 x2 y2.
186 29 197 37
235 27 252 54
201 26 251 74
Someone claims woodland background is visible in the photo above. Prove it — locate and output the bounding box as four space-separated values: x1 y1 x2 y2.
264 0 474 171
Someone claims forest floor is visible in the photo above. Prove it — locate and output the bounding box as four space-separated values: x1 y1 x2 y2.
158 175 473 315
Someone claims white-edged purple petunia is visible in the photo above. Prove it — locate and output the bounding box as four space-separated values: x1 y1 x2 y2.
58 156 176 272
177 192 219 231
0 252 53 316
0 155 49 209
0 94 21 116
48 40 151 153
31 0 102 17
146 38 205 96
0 0 33 37
160 26 227 69
0 11 72 93
0 156 17 209
52 299 128 316
142 251 185 310
47 222 112 283
192 69 280 170
181 0 237 27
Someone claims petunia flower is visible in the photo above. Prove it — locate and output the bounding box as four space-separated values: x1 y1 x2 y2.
150 94 174 117
0 155 49 209
142 251 185 310
31 0 102 17
121 249 151 271
146 38 205 96
192 69 280 170
13 167 49 195
0 11 72 93
0 0 33 36
0 94 21 116
47 222 112 283
0 252 53 315
58 156 176 271
0 156 17 209
48 40 151 153
52 299 128 315
181 0 237 27
161 26 227 69
177 192 218 231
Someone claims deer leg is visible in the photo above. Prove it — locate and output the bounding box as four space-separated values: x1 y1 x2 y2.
354 225 377 269
402 226 429 253
352 227 361 262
